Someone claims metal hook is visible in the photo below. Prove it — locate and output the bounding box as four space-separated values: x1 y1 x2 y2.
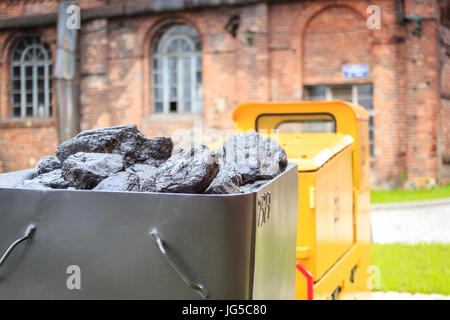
150 231 208 299
0 224 36 269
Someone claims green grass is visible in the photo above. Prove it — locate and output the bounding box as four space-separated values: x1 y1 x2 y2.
372 243 450 295
371 184 450 204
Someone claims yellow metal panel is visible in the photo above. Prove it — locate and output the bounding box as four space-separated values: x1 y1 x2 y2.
314 146 354 280
313 245 359 300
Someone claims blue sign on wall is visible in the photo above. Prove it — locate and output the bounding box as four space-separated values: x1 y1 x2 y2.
342 64 369 79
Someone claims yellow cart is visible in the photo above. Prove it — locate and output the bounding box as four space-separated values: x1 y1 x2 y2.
232 101 372 300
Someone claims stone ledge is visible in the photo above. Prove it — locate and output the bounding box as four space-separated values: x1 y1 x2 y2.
0 118 56 129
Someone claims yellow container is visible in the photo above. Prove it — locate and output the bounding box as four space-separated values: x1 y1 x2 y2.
232 101 372 300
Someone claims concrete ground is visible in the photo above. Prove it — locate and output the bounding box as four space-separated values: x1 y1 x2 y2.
370 198 450 244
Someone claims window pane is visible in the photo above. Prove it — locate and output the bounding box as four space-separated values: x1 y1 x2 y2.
38 93 45 104
179 39 191 52
154 87 162 99
37 66 45 77
153 58 161 71
26 66 32 77
331 86 352 102
26 107 33 117
12 80 21 90
155 102 163 113
184 85 191 98
153 73 162 85
26 93 32 103
357 84 373 95
306 86 326 100
170 87 177 99
12 93 21 104
184 70 191 84
359 98 373 111
13 107 21 117
38 79 45 90
168 57 176 71
257 114 336 133
184 100 191 112
26 80 32 90
167 40 177 53
12 66 20 77
196 71 201 84
169 73 177 85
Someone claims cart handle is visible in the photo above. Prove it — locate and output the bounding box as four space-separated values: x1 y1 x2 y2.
0 224 36 269
150 231 208 299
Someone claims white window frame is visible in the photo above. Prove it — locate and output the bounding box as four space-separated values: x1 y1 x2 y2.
10 36 52 119
152 29 202 114
305 84 375 156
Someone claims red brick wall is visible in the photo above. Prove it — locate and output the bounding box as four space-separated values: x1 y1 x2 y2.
0 0 448 188
438 25 450 182
0 123 57 172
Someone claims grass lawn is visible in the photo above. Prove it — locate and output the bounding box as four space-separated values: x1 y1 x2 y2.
372 243 450 295
371 184 450 204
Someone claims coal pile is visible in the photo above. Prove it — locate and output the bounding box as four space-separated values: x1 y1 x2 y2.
17 125 288 194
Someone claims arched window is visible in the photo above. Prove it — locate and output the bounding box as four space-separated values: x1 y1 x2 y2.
151 24 202 114
10 36 52 118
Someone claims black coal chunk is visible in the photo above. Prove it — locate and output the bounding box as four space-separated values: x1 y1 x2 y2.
153 145 219 194
36 156 61 175
205 164 242 194
126 163 159 191
141 158 165 167
218 132 287 184
55 124 173 166
62 152 124 189
93 171 140 192
17 169 70 190
239 180 271 193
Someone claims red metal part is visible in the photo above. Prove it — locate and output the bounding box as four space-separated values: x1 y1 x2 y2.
296 263 314 300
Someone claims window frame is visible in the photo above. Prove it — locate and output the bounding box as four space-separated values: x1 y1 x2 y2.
10 36 52 119
304 83 375 156
151 25 202 115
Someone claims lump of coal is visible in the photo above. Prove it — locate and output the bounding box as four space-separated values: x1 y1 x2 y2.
93 171 140 192
205 164 242 194
218 132 287 184
153 145 219 194
17 169 70 190
36 156 62 175
239 180 270 193
126 163 159 191
62 152 124 189
141 158 165 167
55 124 173 166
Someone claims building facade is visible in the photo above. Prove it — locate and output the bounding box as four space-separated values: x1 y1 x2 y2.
0 0 449 188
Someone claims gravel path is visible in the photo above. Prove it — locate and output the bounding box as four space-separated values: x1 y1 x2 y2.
370 199 450 244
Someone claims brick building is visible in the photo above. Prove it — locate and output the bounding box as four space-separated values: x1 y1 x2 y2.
0 0 449 188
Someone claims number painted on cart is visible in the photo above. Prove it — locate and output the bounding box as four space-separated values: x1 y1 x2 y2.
257 192 271 227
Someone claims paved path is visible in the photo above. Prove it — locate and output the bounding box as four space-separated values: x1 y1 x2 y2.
372 291 450 300
370 198 450 244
